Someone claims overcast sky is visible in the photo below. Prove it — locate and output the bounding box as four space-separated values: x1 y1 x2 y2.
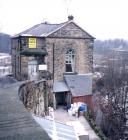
0 0 128 40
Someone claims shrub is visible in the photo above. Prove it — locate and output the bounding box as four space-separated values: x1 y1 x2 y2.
85 108 108 140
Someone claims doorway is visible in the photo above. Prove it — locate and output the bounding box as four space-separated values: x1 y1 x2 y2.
55 92 67 106
28 60 38 80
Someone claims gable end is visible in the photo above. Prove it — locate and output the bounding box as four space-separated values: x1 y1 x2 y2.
48 22 95 39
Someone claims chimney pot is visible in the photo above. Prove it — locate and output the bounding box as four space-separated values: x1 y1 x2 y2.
68 15 74 21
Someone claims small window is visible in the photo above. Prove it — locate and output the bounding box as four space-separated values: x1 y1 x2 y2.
65 49 75 73
21 38 28 50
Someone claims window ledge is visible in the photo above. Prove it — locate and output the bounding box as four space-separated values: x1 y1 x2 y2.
64 72 77 75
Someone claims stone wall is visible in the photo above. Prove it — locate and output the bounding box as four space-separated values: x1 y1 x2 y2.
46 38 93 81
46 22 94 81
11 37 46 81
11 38 19 79
18 81 46 116
49 22 93 39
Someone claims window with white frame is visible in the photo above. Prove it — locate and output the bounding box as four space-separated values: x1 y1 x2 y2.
65 49 75 72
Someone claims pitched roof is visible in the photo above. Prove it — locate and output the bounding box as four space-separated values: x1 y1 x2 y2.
53 81 69 92
13 20 95 39
64 74 92 97
13 22 67 37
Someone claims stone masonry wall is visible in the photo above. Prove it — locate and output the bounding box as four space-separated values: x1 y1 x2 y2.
46 22 94 81
18 81 45 116
46 38 93 81
49 22 92 39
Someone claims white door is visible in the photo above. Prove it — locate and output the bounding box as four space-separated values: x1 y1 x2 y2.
28 60 38 80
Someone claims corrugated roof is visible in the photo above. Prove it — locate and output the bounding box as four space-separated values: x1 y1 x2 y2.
53 81 69 92
33 115 79 140
64 74 92 97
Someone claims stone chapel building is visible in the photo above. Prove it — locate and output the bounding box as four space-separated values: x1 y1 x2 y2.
11 16 95 109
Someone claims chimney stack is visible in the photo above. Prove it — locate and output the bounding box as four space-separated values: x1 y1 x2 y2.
68 15 74 21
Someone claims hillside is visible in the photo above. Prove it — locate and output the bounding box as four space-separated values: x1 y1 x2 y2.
0 33 11 53
94 39 128 55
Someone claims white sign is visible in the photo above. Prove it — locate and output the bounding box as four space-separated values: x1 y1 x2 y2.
38 65 47 71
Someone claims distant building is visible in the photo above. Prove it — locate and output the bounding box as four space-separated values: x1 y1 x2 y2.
0 53 12 76
11 16 95 109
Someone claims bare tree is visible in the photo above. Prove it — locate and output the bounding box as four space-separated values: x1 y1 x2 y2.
95 50 128 140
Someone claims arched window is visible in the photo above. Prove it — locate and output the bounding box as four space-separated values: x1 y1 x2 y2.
65 49 75 72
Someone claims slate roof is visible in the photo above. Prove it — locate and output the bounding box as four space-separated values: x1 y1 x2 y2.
13 20 94 38
53 81 69 92
64 74 92 97
14 22 67 37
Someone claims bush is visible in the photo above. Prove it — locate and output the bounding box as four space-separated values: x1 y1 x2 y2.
85 109 108 140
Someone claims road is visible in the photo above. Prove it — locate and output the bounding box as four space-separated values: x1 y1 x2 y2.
0 76 16 88
0 76 50 140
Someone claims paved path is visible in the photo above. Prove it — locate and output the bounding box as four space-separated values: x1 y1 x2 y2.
54 106 100 140
0 76 17 88
0 81 50 140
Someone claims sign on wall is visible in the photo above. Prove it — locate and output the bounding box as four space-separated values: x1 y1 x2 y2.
38 64 47 71
28 38 37 48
